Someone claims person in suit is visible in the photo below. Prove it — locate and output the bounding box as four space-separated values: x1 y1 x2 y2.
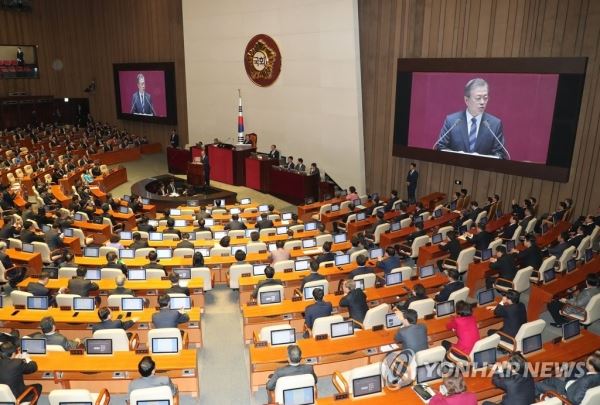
285 156 295 170
383 190 400 212
200 148 210 189
348 254 375 280
567 225 586 248
16 47 24 66
406 163 419 203
295 158 306 172
130 232 149 250
175 233 194 249
251 266 282 299
485 245 517 289
435 269 464 302
482 353 535 405
309 163 320 177
269 240 290 264
129 356 178 395
435 78 508 159
304 287 333 330
26 272 60 306
265 345 317 392
429 374 478 405
165 272 190 296
399 283 428 311
169 130 179 148
20 220 45 244
224 214 247 231
300 260 325 291
163 218 182 238
346 236 364 256
376 246 402 275
67 267 99 297
315 241 335 265
513 234 543 270
152 294 189 328
393 308 429 353
110 274 134 296
267 144 280 160
92 307 135 333
339 279 369 326
403 221 426 251
29 316 80 350
500 215 519 239
548 231 570 258
535 353 600 405
256 213 274 230
518 207 535 229
466 222 494 252
441 300 479 354
437 230 463 272
145 251 164 270
0 342 40 401
130 73 155 115
105 251 128 276
547 273 599 327
137 216 156 233
486 289 527 338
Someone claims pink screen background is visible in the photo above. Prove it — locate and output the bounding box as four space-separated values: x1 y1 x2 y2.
407 72 559 163
118 70 167 117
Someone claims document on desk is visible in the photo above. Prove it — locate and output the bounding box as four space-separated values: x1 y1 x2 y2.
380 343 400 352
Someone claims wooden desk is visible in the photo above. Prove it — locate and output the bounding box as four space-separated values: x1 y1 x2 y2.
51 184 71 208
94 166 128 192
140 143 162 154
269 166 319 206
63 236 82 255
420 192 446 211
90 148 141 165
379 212 460 248
297 197 346 222
6 248 43 274
73 220 111 239
346 210 399 239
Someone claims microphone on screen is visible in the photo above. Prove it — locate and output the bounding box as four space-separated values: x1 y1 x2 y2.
483 120 511 160
432 119 461 150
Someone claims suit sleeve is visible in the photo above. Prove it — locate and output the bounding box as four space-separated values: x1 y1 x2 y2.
490 120 508 159
21 359 38 374
177 312 190 324
131 93 137 113
436 286 450 302
436 117 453 151
266 369 280 391
491 373 508 391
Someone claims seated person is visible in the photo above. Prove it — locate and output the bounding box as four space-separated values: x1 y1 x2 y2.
233 249 246 264
165 272 190 296
29 316 80 350
339 280 369 327
485 245 517 289
129 356 178 395
535 353 600 405
346 236 364 255
269 240 290 263
304 287 333 330
265 345 317 392
250 266 282 299
547 273 599 327
346 186 359 202
548 232 570 258
137 216 156 232
0 241 15 269
482 352 535 405
218 236 231 248
20 220 45 244
435 269 464 302
145 251 164 270
224 214 247 230
364 210 386 239
384 190 400 212
0 342 40 402
92 306 135 332
26 271 62 306
466 222 493 252
393 307 428 353
110 274 134 296
375 246 402 275
162 218 182 238
152 294 189 328
440 300 479 353
399 283 428 311
67 267 99 297
175 233 194 249
486 289 527 338
105 234 124 250
256 213 274 230
315 241 335 265
105 251 128 276
429 373 477 405
500 215 519 240
404 221 426 247
567 225 586 248
514 235 543 270
130 232 149 250
300 260 325 291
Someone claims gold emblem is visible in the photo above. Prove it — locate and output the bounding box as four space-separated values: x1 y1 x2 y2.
244 34 281 87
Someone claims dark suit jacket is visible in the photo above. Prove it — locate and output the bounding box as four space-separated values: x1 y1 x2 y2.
166 285 190 296
494 302 527 337
173 240 193 250
20 229 44 244
339 289 369 324
516 245 543 270
384 197 399 212
376 256 401 275
265 364 317 391
435 280 464 302
305 300 333 329
163 228 182 238
348 266 375 280
131 92 155 115
0 358 38 398
406 229 426 245
436 111 507 159
406 169 419 191
467 231 493 252
315 252 335 265
130 240 149 250
67 278 99 297
251 278 283 299
256 219 274 230
109 286 134 296
44 230 64 250
490 254 517 280
152 308 190 328
548 241 570 258
568 234 584 248
300 273 325 291
225 220 247 230
268 149 280 160
169 133 179 148
566 373 600 404
501 223 518 239
394 323 429 353
26 282 51 297
106 261 128 276
92 318 134 333
440 239 462 261
491 372 536 405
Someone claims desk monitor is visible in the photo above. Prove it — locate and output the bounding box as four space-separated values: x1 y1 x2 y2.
73 297 95 311
187 199 199 207
128 269 146 281
419 265 435 279
477 289 495 306
156 248 172 259
385 313 401 328
334 254 350 266
244 229 255 238
522 334 543 354
22 243 34 253
84 269 101 280
270 328 296 346
119 249 135 259
141 198 150 205
229 208 241 215
187 232 196 241
214 231 228 240
42 266 59 279
74 213 84 221
173 268 191 279
333 233 347 244
122 297 144 311
585 249 593 262
302 239 317 249
416 363 442 384
148 219 159 227
27 296 48 310
174 219 187 227
149 232 163 241
385 272 402 286
122 195 131 202
352 375 382 398
544 268 556 283
259 290 281 305
42 224 50 233
268 243 277 252
282 212 292 221
118 206 129 214
330 204 340 212
294 260 310 271
354 279 365 290
0 295 3 308
304 222 317 231
21 338 46 355
93 217 103 224
276 226 288 235
231 245 247 255
473 347 497 369
330 320 355 338
434 209 443 218
169 296 191 310
282 386 314 405
240 198 251 205
436 300 455 317
258 204 269 213
204 218 215 227
390 222 401 232
303 286 322 300
253 264 267 276
119 231 132 240
356 212 367 221
64 228 74 237
505 239 515 252
170 209 181 216
194 248 210 257
83 247 100 257
369 248 383 259
431 233 443 244
567 258 577 273
413 215 423 225
85 339 112 355
562 319 580 340
481 248 493 261
350 198 360 207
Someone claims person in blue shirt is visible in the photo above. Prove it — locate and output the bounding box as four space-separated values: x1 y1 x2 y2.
375 246 402 275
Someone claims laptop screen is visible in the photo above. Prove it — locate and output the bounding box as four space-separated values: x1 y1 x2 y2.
147 220 159 227
302 239 316 249
304 222 317 231
419 265 435 278
481 248 493 261
330 204 340 212
74 213 84 221
214 231 228 240
276 226 288 235
187 200 199 207
562 319 580 340
173 268 191 279
522 334 542 354
356 212 366 221
352 375 382 398
204 219 214 227
505 239 515 252
83 247 100 257
128 269 146 281
259 290 281 305
385 272 402 286
240 198 251 205
282 212 292 221
141 198 150 205
122 195 131 202
42 266 59 279
22 243 34 253
354 279 365 290
195 248 210 257
229 208 241 215
174 219 187 227
390 222 401 232
473 348 497 369
252 264 267 276
170 209 181 216
330 321 354 338
282 386 314 405
258 204 269 213
334 254 350 266
303 286 323 300
478 289 495 306
21 338 46 354
119 231 132 240
431 233 443 244
270 328 296 346
85 339 112 355
369 248 383 259
149 232 163 241
121 297 144 311
27 296 48 310
119 249 135 259
118 206 129 214
169 296 191 310
416 363 442 384
268 243 277 252
544 268 556 283
156 249 172 259
434 209 442 218
84 269 101 280
73 297 95 311
413 215 423 225
152 337 179 354
567 258 577 272
64 228 74 237
231 245 247 255
436 300 455 317
385 313 401 328
294 260 310 271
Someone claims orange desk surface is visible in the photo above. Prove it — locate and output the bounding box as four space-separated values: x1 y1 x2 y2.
74 252 270 267
297 197 346 221
18 277 204 292
379 212 460 248
6 248 43 274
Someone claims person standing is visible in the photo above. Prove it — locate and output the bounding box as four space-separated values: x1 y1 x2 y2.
16 47 24 66
406 162 419 204
169 130 179 148
200 148 210 190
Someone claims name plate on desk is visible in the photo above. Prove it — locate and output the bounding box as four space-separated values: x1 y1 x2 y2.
284 268 293 273
291 296 302 302
254 341 268 348
334 393 349 401
247 301 257 306
282 314 293 320
372 324 384 331
315 334 328 341
136 348 149 354
69 349 84 355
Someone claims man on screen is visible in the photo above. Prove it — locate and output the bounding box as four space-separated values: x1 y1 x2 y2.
131 73 155 115
434 78 508 159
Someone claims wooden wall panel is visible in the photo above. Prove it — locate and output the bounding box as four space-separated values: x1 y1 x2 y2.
358 0 600 218
0 0 187 147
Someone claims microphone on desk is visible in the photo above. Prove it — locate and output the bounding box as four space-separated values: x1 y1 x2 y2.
432 119 461 150
483 120 511 160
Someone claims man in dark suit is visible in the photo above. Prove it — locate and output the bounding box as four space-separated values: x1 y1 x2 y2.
130 232 149 250
339 280 369 327
152 294 190 328
304 287 332 330
109 274 134 296
26 272 60 306
393 308 429 353
548 231 570 258
437 230 463 272
67 267 99 297
406 163 419 203
404 221 426 247
399 283 428 311
482 352 535 405
384 190 400 212
0 342 40 401
375 246 402 275
435 78 508 159
487 289 527 338
105 251 128 276
300 260 325 291
29 316 80 350
130 73 155 115
315 242 335 265
567 225 585 248
200 148 210 189
175 233 194 249
295 158 306 172
256 213 274 230
485 245 517 289
224 214 247 231
348 254 375 280
518 207 535 229
169 130 179 148
92 307 135 333
163 218 182 238
500 215 519 239
44 222 64 251
267 144 280 160
251 266 282 299
514 235 543 270
434 269 464 302
466 222 494 252
266 345 317 392
16 47 24 66
165 272 190 296
20 220 44 244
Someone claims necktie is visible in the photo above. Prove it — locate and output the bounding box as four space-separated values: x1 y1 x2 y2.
141 94 144 109
469 117 477 152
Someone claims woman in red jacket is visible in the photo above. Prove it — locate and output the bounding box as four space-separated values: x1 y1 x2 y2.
441 300 479 354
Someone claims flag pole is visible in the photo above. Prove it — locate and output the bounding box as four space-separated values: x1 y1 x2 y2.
237 89 245 144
